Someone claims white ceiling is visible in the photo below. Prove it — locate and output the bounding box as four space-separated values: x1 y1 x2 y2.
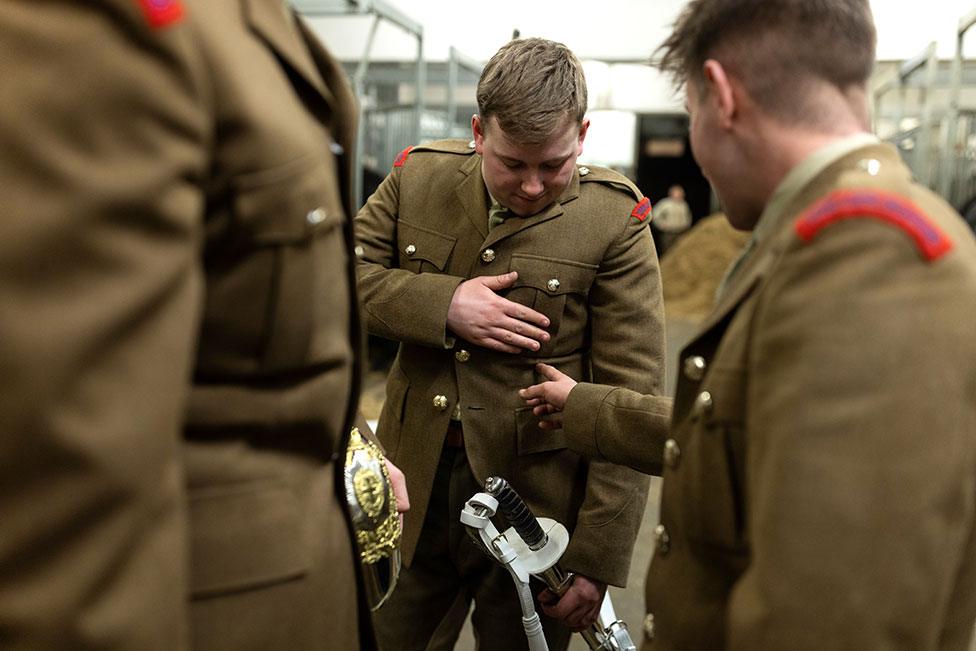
306 0 976 63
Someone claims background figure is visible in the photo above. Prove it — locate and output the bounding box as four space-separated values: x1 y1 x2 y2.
0 2 373 649
523 0 976 649
650 184 692 255
355 38 665 651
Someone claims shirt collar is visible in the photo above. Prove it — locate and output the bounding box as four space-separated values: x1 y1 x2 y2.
752 132 880 244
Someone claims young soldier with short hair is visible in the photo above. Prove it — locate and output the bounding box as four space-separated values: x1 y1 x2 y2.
356 37 665 650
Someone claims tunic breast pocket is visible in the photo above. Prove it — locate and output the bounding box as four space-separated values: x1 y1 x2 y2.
198 152 348 377
397 220 457 273
506 254 597 352
677 366 748 553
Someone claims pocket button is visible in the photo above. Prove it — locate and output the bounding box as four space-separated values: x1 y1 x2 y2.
306 207 327 225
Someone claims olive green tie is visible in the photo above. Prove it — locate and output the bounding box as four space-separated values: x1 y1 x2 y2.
488 202 512 231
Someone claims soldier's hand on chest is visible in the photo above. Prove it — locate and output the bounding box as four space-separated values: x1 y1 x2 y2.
446 271 551 354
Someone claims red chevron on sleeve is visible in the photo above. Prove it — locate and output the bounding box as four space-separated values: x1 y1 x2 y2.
630 197 652 222
393 146 414 168
794 189 953 262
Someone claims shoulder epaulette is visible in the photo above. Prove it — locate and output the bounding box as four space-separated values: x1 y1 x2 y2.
578 165 642 202
630 197 652 223
392 146 414 168
138 0 184 28
794 189 953 262
392 139 475 169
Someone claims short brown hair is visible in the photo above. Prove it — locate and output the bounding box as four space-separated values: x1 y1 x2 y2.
654 0 876 125
477 38 587 144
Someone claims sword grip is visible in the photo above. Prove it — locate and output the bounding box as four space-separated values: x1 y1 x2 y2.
485 476 547 551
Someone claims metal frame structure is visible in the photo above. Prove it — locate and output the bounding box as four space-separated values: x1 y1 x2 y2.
446 46 482 134
870 5 976 233
873 42 939 186
294 0 425 207
941 7 976 200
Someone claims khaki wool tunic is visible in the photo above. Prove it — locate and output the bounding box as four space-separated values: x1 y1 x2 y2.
560 143 976 650
0 2 368 649
355 139 666 587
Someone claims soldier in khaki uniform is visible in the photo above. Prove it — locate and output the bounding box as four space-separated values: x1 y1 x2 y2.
521 1 976 649
0 1 377 649
355 38 665 650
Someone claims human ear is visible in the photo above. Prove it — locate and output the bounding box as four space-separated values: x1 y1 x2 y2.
471 114 485 153
576 118 590 154
703 59 736 129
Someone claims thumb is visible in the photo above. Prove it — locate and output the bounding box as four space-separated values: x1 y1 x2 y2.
385 460 410 513
481 271 518 291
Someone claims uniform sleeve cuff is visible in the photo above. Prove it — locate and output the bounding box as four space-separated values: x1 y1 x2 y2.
563 382 616 460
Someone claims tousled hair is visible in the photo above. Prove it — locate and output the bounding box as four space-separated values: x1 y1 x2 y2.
653 0 876 125
477 38 587 144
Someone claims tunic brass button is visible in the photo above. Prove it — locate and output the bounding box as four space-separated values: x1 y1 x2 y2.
664 439 681 468
691 391 713 421
653 524 670 555
354 245 364 258
643 613 655 641
578 166 590 176
405 244 417 256
683 355 706 381
455 349 471 363
480 248 496 263
306 207 327 225
432 395 448 411
546 278 560 292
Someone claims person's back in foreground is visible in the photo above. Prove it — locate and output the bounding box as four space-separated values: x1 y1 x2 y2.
522 1 976 648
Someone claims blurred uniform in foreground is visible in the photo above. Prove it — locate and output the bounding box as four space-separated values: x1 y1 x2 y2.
0 1 372 648
522 0 976 648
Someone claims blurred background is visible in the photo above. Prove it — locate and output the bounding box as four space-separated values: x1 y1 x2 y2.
296 0 976 232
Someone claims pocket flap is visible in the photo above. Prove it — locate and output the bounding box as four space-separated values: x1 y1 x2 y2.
509 254 597 295
398 220 457 271
231 153 342 245
516 406 568 455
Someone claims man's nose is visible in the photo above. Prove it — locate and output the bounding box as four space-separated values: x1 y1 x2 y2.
521 172 544 197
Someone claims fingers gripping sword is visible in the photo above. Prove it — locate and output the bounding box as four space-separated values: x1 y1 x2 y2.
460 477 636 651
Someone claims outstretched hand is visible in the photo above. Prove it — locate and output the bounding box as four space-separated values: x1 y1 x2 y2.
518 363 577 430
447 272 550 354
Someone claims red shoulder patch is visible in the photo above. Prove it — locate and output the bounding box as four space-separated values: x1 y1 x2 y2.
393 146 414 169
630 197 652 222
138 0 184 28
794 190 953 262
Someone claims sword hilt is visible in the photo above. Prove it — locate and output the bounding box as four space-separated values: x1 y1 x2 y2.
485 476 547 551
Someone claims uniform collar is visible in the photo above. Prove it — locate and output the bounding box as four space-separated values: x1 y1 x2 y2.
753 132 880 244
242 0 336 109
715 132 879 301
457 156 581 244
